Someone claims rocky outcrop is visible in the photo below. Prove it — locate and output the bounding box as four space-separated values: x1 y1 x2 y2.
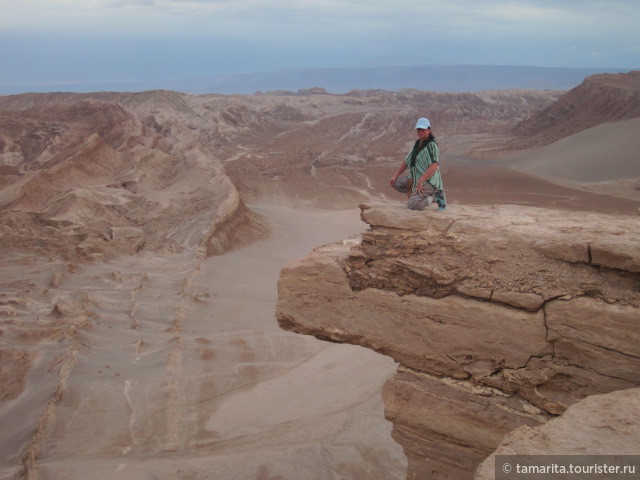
276 203 640 479
474 387 640 479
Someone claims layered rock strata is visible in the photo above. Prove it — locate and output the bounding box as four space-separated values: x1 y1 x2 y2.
276 204 640 479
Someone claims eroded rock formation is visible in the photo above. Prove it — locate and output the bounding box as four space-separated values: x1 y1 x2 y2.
0 99 267 261
276 203 640 479
474 387 640 479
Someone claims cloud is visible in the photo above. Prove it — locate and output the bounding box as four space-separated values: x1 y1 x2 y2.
0 0 638 87
3 0 639 39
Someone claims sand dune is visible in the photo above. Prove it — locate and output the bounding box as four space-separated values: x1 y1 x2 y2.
504 116 640 187
453 116 640 209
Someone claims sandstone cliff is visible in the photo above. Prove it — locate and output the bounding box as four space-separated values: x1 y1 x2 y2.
276 204 640 479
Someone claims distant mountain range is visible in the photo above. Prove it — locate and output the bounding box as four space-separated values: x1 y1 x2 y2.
1 64 635 95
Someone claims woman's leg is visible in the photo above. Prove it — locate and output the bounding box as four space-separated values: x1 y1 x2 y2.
407 183 436 210
392 176 411 194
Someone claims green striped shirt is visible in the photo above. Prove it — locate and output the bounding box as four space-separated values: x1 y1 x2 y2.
404 140 443 192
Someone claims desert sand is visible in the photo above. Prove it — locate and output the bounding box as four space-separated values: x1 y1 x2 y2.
1 203 410 480
1 72 639 480
497 116 640 201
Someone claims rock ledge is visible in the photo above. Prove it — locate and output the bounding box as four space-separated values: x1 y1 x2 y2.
276 203 640 479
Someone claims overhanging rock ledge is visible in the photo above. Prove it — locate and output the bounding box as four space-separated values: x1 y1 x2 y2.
276 203 640 480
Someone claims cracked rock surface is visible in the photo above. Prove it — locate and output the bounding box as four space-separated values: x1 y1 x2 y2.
276 203 640 480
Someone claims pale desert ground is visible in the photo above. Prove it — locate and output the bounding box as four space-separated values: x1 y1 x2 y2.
1 80 639 480
1 204 408 479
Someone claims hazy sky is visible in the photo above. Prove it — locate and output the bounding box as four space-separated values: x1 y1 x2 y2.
1 0 639 88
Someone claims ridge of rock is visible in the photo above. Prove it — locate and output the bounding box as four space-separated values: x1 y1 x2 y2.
512 71 640 147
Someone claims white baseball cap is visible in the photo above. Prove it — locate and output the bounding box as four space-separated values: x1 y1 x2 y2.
415 118 431 129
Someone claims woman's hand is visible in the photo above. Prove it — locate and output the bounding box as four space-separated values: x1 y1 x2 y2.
390 176 398 187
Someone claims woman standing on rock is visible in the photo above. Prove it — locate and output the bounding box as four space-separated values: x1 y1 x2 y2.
390 117 446 210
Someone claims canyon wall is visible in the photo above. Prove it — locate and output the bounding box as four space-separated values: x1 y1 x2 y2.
276 204 640 479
